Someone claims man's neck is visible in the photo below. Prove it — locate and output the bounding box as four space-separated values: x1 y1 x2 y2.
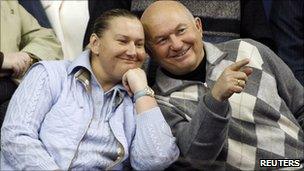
161 56 207 82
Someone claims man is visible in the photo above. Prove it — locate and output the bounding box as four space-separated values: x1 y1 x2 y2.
132 0 274 86
141 1 304 170
132 0 273 46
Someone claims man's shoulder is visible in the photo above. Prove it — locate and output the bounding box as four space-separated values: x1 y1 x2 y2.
212 38 274 66
214 38 269 50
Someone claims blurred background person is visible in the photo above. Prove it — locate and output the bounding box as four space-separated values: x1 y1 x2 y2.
18 0 52 28
25 0 131 60
269 0 304 86
40 0 89 60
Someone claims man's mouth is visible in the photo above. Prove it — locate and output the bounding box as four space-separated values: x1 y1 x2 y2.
170 47 191 58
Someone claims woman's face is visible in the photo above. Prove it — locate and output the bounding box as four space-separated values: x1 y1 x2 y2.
91 17 146 82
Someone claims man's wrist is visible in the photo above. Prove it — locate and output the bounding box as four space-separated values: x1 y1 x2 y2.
25 52 38 65
204 92 229 117
1 52 12 70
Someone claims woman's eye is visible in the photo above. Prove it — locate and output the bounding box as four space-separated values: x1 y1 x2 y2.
118 39 128 44
136 43 144 48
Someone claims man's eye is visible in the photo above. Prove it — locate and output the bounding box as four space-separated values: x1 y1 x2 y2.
157 38 167 44
178 28 186 34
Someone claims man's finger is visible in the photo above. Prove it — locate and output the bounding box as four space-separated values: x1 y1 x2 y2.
228 58 250 71
241 67 253 76
231 71 248 80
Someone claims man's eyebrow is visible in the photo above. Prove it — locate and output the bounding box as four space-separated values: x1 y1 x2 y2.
153 23 188 41
176 23 187 28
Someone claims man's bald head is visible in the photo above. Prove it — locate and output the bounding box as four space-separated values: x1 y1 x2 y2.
141 1 196 40
141 1 194 23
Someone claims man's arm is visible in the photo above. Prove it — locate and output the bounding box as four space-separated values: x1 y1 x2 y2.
154 59 252 167
157 93 230 167
1 64 60 170
17 3 63 61
257 41 304 129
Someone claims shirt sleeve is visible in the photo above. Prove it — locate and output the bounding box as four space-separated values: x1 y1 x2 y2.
1 64 60 170
129 107 180 170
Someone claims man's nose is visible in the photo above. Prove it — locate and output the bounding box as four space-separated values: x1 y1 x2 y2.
169 35 183 51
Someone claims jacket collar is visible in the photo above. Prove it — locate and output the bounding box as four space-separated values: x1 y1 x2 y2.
155 41 226 94
67 50 93 92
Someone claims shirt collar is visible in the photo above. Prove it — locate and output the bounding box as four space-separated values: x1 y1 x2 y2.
67 50 93 92
203 41 225 65
67 50 93 75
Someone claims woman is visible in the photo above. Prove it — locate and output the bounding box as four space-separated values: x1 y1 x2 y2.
1 9 179 170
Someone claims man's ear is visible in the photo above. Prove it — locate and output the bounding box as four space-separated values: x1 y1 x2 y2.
194 17 203 36
90 33 100 55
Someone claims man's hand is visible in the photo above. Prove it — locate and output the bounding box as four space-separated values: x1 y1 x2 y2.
2 52 33 78
211 58 253 102
122 68 148 96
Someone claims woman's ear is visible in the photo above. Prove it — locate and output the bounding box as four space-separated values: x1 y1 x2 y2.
90 33 100 55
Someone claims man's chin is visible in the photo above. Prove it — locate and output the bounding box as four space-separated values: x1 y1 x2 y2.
165 66 192 75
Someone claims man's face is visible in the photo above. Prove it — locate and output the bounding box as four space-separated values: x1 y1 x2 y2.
145 10 204 75
91 17 146 82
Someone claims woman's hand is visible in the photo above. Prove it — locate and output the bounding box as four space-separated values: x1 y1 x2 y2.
122 68 148 96
122 68 157 113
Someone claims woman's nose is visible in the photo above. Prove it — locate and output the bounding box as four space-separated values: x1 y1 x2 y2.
126 42 136 56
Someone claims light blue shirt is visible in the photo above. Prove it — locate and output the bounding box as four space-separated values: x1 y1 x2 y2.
1 50 179 170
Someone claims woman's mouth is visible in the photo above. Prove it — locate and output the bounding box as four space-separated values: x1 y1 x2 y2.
118 56 138 62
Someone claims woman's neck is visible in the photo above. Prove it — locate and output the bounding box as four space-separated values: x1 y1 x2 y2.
91 55 118 92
